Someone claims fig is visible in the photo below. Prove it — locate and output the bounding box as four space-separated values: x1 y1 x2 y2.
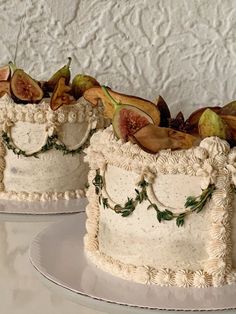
220 101 236 116
50 76 75 111
156 95 170 127
186 106 221 131
46 57 71 92
84 86 160 124
0 65 11 81
198 109 227 139
130 124 198 154
9 62 43 104
102 86 153 140
0 81 10 97
72 74 100 100
221 115 236 131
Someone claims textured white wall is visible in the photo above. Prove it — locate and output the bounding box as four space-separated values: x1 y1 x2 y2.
1 0 236 116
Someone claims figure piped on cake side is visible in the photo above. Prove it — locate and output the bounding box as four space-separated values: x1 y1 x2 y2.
84 85 236 288
0 59 110 202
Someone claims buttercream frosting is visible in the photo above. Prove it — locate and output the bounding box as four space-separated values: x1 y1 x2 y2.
0 95 110 201
84 126 236 288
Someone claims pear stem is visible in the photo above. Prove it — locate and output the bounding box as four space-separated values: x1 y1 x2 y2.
101 85 120 109
8 61 17 72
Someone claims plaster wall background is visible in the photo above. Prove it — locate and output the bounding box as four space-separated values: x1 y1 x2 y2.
0 0 236 115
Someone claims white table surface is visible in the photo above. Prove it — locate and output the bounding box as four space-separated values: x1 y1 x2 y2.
0 212 235 314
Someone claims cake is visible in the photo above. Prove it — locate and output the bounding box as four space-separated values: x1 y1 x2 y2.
84 86 236 288
0 61 109 202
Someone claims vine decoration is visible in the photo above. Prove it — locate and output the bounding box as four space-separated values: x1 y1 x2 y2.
92 169 215 227
2 129 96 158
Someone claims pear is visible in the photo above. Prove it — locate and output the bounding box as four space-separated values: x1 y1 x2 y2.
46 57 71 92
72 74 100 100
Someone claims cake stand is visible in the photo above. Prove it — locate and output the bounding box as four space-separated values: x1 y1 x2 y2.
0 197 88 215
29 212 236 312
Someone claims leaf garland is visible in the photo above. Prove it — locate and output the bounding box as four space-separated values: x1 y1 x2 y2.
92 169 215 227
2 129 95 157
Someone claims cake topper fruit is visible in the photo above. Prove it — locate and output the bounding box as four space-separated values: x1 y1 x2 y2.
101 86 155 140
9 61 43 104
0 81 10 97
198 108 228 139
0 65 11 81
84 86 160 124
50 76 75 111
130 124 198 153
46 57 71 92
72 74 100 100
220 101 236 116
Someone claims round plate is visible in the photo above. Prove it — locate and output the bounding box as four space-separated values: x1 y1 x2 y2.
0 197 88 215
29 212 236 311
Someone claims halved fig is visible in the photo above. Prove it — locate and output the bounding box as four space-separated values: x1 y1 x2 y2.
156 95 170 127
198 109 228 139
130 124 198 154
113 105 153 140
10 66 43 104
0 65 11 81
50 76 74 111
84 86 160 125
100 86 154 140
186 106 221 131
0 81 10 97
220 101 236 116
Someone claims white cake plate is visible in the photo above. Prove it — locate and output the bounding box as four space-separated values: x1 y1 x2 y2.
0 197 87 215
29 213 236 312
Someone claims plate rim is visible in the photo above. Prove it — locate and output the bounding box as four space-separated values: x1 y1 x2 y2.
29 213 236 311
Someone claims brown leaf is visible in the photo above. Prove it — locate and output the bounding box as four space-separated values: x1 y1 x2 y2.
156 95 170 127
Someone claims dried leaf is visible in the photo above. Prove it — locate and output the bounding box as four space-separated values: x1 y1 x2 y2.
156 95 170 127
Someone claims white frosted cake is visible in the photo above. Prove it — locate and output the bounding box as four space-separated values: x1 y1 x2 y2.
0 60 109 202
0 94 107 201
85 127 236 288
84 86 236 288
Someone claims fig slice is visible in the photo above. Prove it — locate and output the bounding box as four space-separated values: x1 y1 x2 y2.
0 81 10 97
113 105 153 140
72 74 100 100
101 86 154 140
46 57 72 92
0 65 11 81
50 76 74 111
10 64 43 104
198 109 228 139
130 124 198 154
83 86 160 125
156 95 170 127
